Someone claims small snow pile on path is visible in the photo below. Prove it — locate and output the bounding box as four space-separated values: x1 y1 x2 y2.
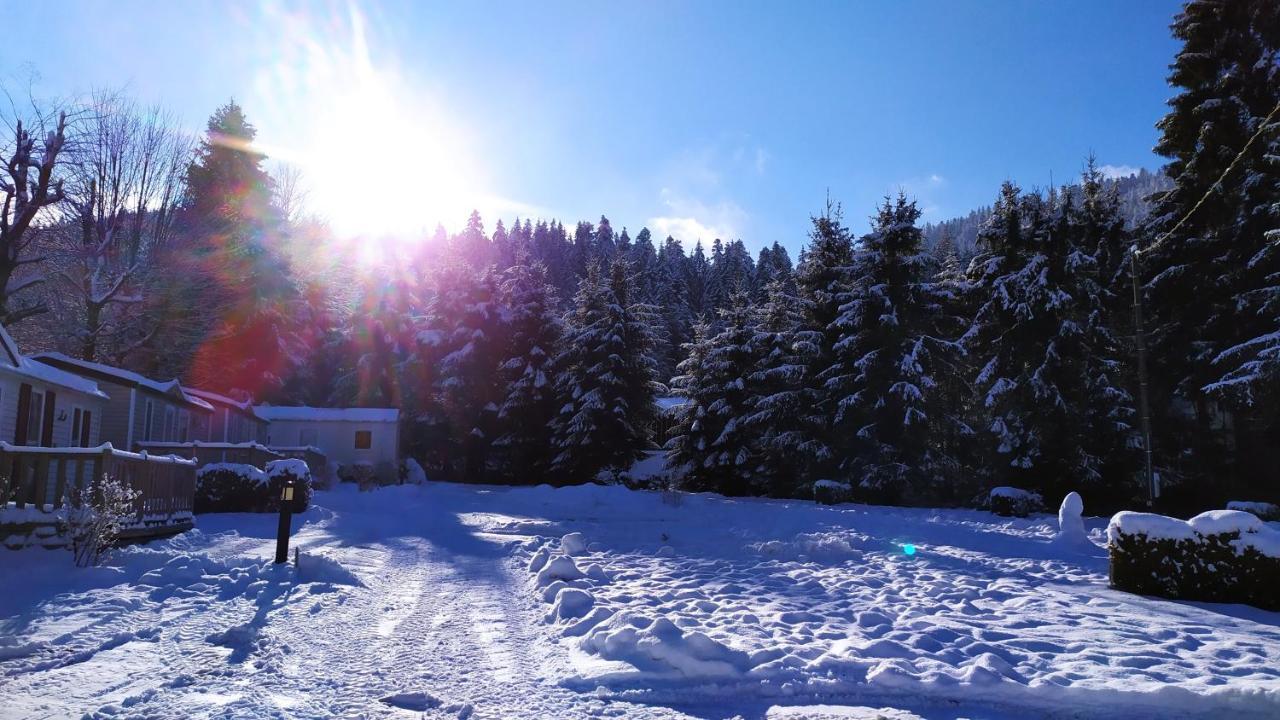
561 532 588 555
583 615 753 679
297 551 364 587
380 691 441 711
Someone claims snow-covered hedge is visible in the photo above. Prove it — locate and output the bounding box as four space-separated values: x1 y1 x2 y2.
1227 500 1280 522
813 479 852 506
989 486 1043 517
265 459 312 512
1107 509 1280 610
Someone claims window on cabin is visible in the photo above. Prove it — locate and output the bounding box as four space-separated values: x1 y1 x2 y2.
164 407 175 442
26 391 43 447
300 428 319 447
178 410 189 443
72 408 82 446
354 430 372 450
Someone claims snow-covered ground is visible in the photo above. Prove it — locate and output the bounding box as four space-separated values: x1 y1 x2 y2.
2 482 1278 719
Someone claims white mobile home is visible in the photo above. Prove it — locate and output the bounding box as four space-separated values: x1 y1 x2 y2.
32 353 214 450
255 406 400 469
0 330 107 449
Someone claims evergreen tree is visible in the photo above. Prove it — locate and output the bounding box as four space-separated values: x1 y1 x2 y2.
966 182 1138 502
415 265 506 482
668 293 758 494
828 194 963 503
493 262 563 482
792 200 856 479
741 280 810 496
550 259 659 482
1141 0 1280 498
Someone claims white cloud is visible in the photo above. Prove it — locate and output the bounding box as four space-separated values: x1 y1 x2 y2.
1098 164 1141 180
647 187 747 246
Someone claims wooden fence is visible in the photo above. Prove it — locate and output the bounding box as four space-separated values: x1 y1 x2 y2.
265 445 332 487
0 443 197 540
135 441 282 469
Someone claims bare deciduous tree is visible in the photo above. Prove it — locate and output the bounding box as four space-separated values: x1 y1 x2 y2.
48 89 190 361
0 90 69 326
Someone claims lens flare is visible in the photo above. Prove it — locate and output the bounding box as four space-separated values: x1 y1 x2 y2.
902 543 917 556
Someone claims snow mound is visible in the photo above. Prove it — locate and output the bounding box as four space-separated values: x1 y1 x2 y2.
583 615 752 678
547 587 595 622
1053 492 1089 546
535 555 585 588
297 552 364 587
402 458 428 484
561 532 588 556
1187 509 1265 536
380 691 441 711
1227 500 1280 520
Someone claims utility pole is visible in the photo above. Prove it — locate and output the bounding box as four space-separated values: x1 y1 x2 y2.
1129 248 1157 507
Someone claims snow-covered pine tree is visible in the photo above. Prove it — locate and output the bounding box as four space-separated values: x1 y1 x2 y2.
492 262 563 483
550 259 659 483
827 194 962 503
793 199 856 480
415 264 506 483
1140 0 1280 497
741 280 810 496
667 292 758 495
966 181 1139 503
654 236 694 384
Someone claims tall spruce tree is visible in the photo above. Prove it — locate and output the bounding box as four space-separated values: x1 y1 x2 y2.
827 194 963 503
493 262 563 482
1141 0 1280 498
550 259 659 483
741 280 810 496
668 293 758 494
793 200 856 479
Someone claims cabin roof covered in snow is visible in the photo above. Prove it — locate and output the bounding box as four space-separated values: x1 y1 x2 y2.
253 406 400 423
187 388 265 420
32 352 212 411
0 325 109 399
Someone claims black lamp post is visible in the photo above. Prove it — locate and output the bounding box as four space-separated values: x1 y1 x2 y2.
275 479 295 564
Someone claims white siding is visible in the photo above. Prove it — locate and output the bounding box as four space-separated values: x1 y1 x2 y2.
265 419 399 467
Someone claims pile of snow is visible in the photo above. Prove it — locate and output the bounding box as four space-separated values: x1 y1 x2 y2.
1052 491 1091 547
402 458 428 485
196 463 268 487
561 532 587 556
582 615 753 679
296 552 364 587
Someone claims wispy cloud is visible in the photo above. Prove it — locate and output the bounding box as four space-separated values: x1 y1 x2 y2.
891 173 948 222
648 188 747 246
1097 164 1141 180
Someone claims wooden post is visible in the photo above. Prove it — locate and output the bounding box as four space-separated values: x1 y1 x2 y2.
52 458 68 509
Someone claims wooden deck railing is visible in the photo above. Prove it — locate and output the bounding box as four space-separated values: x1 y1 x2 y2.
135 440 282 469
0 443 197 534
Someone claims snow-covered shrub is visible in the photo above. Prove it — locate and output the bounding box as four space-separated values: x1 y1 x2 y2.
337 463 376 490
1107 510 1280 610
61 474 140 567
813 479 853 506
989 486 1043 517
1227 501 1280 522
265 459 311 512
195 463 269 513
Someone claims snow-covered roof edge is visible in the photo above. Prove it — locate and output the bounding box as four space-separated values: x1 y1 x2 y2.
33 352 212 411
187 387 265 420
253 406 400 423
0 325 108 399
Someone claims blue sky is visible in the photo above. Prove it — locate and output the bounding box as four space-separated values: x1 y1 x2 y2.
1 0 1183 254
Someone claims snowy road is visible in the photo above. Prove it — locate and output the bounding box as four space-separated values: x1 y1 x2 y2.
2 482 1279 719
0 486 696 719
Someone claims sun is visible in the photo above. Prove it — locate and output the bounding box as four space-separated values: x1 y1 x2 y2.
247 4 486 245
